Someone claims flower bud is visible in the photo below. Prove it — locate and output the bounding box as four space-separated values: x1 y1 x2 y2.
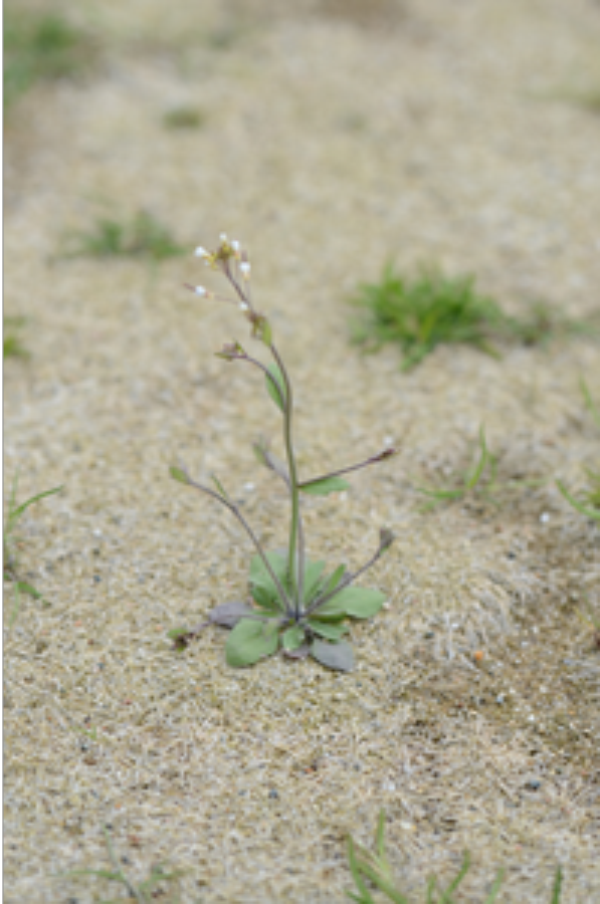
195 246 210 259
240 261 251 280
195 286 208 297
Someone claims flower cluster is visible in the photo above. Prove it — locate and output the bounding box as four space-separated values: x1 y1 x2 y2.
189 234 272 343
192 233 251 307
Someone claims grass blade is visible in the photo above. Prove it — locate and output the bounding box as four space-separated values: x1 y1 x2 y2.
550 866 563 904
556 480 600 521
7 484 63 529
465 429 489 490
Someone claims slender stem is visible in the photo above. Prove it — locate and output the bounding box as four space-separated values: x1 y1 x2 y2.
268 342 305 618
299 447 397 489
180 468 294 615
220 259 304 618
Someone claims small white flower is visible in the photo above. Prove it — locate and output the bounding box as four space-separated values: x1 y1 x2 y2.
231 240 240 253
239 301 249 311
219 232 228 243
194 246 210 259
195 285 208 297
240 261 251 279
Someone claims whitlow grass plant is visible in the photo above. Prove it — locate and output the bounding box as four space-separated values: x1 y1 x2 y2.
170 235 396 671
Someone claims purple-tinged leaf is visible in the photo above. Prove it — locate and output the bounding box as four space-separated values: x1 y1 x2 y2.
209 601 255 628
282 643 310 661
379 528 395 552
216 341 245 361
310 639 355 672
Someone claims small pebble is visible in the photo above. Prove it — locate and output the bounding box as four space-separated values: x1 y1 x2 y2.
269 789 279 799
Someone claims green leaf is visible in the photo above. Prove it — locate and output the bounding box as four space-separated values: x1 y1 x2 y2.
225 618 280 667
312 586 386 620
310 638 355 672
282 624 305 651
319 564 346 597
210 473 230 500
302 558 326 602
169 466 189 485
249 551 289 610
299 476 350 496
265 364 287 413
209 601 254 626
252 314 273 346
307 619 348 641
167 627 189 640
251 583 282 612
252 442 269 467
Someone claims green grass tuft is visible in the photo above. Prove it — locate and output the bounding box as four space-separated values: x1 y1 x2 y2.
65 210 187 262
4 8 93 109
162 105 206 129
3 473 63 627
556 380 600 521
60 825 184 903
415 428 545 511
350 264 582 370
3 316 29 359
346 810 562 903
557 470 600 522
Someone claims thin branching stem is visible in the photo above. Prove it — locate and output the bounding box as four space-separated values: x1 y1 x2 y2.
304 537 389 618
180 467 294 615
221 258 306 618
299 447 397 489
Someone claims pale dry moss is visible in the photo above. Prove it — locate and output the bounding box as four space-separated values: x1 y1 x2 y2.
4 0 600 901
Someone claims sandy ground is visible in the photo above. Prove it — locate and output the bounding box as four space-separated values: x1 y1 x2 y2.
4 0 600 901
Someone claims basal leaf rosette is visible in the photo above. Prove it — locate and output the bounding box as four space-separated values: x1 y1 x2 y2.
223 554 387 672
